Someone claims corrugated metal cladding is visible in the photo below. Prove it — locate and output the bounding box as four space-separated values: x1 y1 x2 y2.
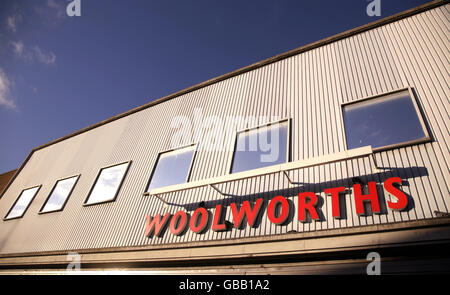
0 5 448 254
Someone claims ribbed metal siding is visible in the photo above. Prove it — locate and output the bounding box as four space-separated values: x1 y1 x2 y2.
0 5 448 253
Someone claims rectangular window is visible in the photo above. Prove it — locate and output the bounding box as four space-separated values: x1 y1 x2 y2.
4 185 41 220
39 175 79 213
230 120 289 174
342 88 430 151
147 144 196 191
84 161 131 205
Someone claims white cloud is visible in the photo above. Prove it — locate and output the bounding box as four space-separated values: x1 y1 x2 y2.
10 40 25 57
47 0 66 19
10 41 56 65
6 13 22 33
33 0 68 23
0 68 16 109
33 46 56 65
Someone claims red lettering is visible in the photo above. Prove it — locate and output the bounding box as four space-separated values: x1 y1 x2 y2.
169 210 188 236
324 186 346 218
212 204 227 231
298 192 319 222
230 199 263 228
190 207 209 233
384 177 408 211
144 176 413 237
353 181 381 215
267 196 290 225
145 213 171 237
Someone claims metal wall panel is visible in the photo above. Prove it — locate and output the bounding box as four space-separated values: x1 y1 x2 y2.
0 5 448 254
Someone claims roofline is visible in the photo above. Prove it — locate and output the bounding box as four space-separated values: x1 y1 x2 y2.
0 169 18 177
0 169 18 197
0 0 446 199
32 0 448 153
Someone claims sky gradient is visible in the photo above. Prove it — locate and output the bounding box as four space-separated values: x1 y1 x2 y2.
0 0 430 173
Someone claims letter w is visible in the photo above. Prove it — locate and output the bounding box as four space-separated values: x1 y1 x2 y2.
230 199 263 228
145 213 171 237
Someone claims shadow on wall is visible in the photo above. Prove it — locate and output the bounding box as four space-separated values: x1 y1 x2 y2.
156 166 428 219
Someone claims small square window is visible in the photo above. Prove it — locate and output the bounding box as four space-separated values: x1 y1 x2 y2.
147 144 196 191
84 162 130 205
342 89 430 151
230 120 289 173
40 175 79 213
4 186 41 220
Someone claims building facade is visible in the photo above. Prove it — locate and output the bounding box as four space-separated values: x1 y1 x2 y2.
0 0 449 274
0 170 16 196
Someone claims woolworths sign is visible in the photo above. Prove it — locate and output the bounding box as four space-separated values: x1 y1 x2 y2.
145 176 408 238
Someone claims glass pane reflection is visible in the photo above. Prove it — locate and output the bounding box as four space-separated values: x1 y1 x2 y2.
6 186 40 219
147 145 196 191
85 162 129 204
343 90 427 150
231 122 288 173
41 176 79 213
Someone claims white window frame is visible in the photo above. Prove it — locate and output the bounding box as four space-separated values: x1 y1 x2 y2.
145 143 198 192
83 161 131 206
340 87 431 152
4 185 42 220
39 174 80 214
228 118 291 174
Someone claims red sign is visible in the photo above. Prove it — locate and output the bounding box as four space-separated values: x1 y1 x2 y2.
145 177 408 238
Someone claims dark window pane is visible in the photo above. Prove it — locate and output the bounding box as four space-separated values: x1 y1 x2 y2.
41 176 78 213
5 186 40 219
231 122 288 173
343 90 426 150
85 162 129 204
147 145 196 191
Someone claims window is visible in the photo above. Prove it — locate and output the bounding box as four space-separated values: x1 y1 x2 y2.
147 144 196 191
342 89 430 151
84 161 131 205
230 120 289 173
39 175 79 213
4 186 41 220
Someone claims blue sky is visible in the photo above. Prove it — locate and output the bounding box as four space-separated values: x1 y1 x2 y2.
0 0 430 173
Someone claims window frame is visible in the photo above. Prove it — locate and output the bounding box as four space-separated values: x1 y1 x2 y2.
4 185 42 220
228 118 291 174
145 143 198 192
38 174 80 214
83 161 132 206
340 87 431 153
